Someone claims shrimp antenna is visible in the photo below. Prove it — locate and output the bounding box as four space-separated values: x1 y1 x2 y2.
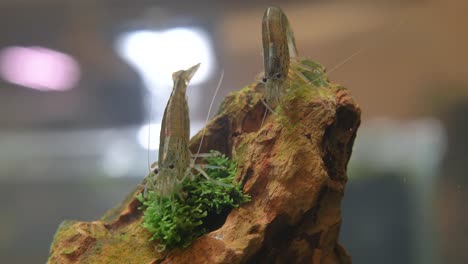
196 69 224 157
147 94 153 174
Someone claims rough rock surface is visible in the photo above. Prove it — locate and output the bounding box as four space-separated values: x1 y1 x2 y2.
48 72 360 264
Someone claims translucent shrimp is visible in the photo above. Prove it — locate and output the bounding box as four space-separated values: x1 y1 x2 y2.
144 63 228 201
261 6 330 111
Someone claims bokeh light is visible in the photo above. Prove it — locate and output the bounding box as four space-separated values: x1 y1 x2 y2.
116 27 214 91
0 46 80 91
137 123 161 150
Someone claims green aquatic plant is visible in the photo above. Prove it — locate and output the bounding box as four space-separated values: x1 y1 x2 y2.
137 151 250 250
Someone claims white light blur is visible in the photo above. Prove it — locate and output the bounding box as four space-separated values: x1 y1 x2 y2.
101 139 135 178
138 123 161 150
0 46 80 91
116 27 214 90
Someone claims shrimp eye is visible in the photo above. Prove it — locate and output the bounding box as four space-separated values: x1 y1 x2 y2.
274 73 281 79
153 168 159 174
168 164 174 169
261 77 267 83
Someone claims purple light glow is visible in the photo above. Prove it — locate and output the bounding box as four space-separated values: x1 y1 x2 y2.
0 46 80 91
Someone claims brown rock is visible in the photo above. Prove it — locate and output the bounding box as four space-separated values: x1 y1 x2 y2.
48 71 360 264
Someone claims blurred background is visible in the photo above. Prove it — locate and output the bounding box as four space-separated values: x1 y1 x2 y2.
0 0 466 263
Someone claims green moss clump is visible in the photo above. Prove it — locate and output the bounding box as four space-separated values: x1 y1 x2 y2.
137 151 250 250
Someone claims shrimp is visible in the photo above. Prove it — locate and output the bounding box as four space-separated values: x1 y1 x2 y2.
151 63 199 198
145 63 227 200
261 6 329 111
